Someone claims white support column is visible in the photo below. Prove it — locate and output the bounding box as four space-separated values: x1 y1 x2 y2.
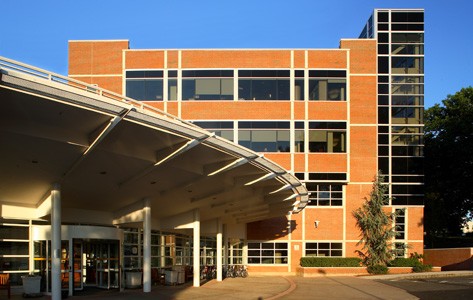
143 199 151 293
51 183 62 300
223 224 228 271
216 219 223 282
193 209 200 287
243 240 248 266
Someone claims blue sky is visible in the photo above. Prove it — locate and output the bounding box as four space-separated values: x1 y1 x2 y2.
1 0 472 108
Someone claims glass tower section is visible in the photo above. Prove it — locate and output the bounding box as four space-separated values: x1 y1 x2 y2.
360 9 424 205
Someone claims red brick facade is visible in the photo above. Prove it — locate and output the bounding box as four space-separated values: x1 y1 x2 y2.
68 40 424 274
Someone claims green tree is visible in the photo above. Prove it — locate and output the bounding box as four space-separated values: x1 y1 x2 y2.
353 172 397 268
424 87 473 237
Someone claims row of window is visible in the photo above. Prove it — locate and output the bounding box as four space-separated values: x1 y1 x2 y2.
247 242 344 264
194 121 347 153
125 69 346 101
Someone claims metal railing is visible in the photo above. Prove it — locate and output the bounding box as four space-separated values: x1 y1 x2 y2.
0 56 201 130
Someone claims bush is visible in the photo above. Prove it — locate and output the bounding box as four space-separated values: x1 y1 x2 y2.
388 257 421 267
412 264 433 273
300 257 362 267
367 264 388 274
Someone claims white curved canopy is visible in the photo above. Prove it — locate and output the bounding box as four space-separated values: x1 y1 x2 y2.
0 56 308 228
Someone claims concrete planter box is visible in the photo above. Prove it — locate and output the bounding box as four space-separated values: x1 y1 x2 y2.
126 271 142 288
21 275 41 295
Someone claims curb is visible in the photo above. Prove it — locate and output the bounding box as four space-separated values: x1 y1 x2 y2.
360 270 473 281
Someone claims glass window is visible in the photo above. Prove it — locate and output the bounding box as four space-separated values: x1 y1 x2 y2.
306 183 343 206
295 70 304 100
192 121 234 141
392 107 423 124
125 71 164 101
391 33 424 44
168 71 178 101
308 122 346 153
392 95 423 106
238 70 290 100
378 57 389 74
391 84 423 95
392 44 424 55
305 242 343 257
308 70 346 101
308 173 347 181
183 73 233 101
247 242 288 264
394 208 406 240
377 12 389 22
238 121 290 152
392 57 424 75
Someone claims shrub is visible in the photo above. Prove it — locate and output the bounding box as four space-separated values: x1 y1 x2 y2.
388 257 421 267
300 257 362 267
367 264 388 274
412 264 433 273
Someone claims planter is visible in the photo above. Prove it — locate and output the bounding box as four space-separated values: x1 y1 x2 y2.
21 275 42 295
126 271 142 288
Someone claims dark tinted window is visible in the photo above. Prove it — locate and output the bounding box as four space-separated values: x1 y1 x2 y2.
192 121 233 129
378 57 389 74
238 70 290 77
378 107 389 124
378 95 389 105
391 12 423 23
392 24 424 31
378 157 389 174
378 23 389 31
377 12 389 22
308 173 347 181
378 33 389 43
239 121 290 129
378 146 389 156
308 122 346 130
378 84 389 94
378 44 389 54
309 70 346 78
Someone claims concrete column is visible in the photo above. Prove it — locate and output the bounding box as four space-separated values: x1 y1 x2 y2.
243 240 248 266
223 224 228 271
193 209 200 287
143 199 151 292
51 183 61 300
216 219 223 281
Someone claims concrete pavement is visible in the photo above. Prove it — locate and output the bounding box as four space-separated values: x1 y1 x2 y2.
7 271 473 299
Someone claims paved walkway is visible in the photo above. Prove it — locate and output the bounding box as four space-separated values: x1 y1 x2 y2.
8 271 473 300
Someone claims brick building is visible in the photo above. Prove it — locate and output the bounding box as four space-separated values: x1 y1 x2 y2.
68 8 425 272
0 8 424 297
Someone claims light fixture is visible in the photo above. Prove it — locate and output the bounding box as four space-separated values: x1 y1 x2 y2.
314 220 320 228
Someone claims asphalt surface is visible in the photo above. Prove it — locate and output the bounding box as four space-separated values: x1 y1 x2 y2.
6 271 473 300
378 275 473 300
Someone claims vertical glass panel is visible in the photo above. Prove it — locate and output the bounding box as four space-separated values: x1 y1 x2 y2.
294 79 304 100
168 79 177 100
295 129 305 152
392 57 424 74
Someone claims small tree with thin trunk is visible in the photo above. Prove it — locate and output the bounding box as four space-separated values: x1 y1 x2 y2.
352 171 397 269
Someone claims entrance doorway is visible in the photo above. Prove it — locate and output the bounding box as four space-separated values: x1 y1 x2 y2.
34 238 120 294
81 239 120 289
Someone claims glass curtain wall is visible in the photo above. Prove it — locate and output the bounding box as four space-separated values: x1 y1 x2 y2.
361 9 424 206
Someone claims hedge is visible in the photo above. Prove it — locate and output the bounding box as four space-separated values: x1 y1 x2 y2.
388 257 421 267
300 257 362 267
388 257 433 272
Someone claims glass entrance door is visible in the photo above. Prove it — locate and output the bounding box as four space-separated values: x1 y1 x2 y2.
82 240 120 289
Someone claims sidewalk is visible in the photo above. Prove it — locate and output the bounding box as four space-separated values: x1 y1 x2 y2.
7 271 473 300
361 270 473 281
